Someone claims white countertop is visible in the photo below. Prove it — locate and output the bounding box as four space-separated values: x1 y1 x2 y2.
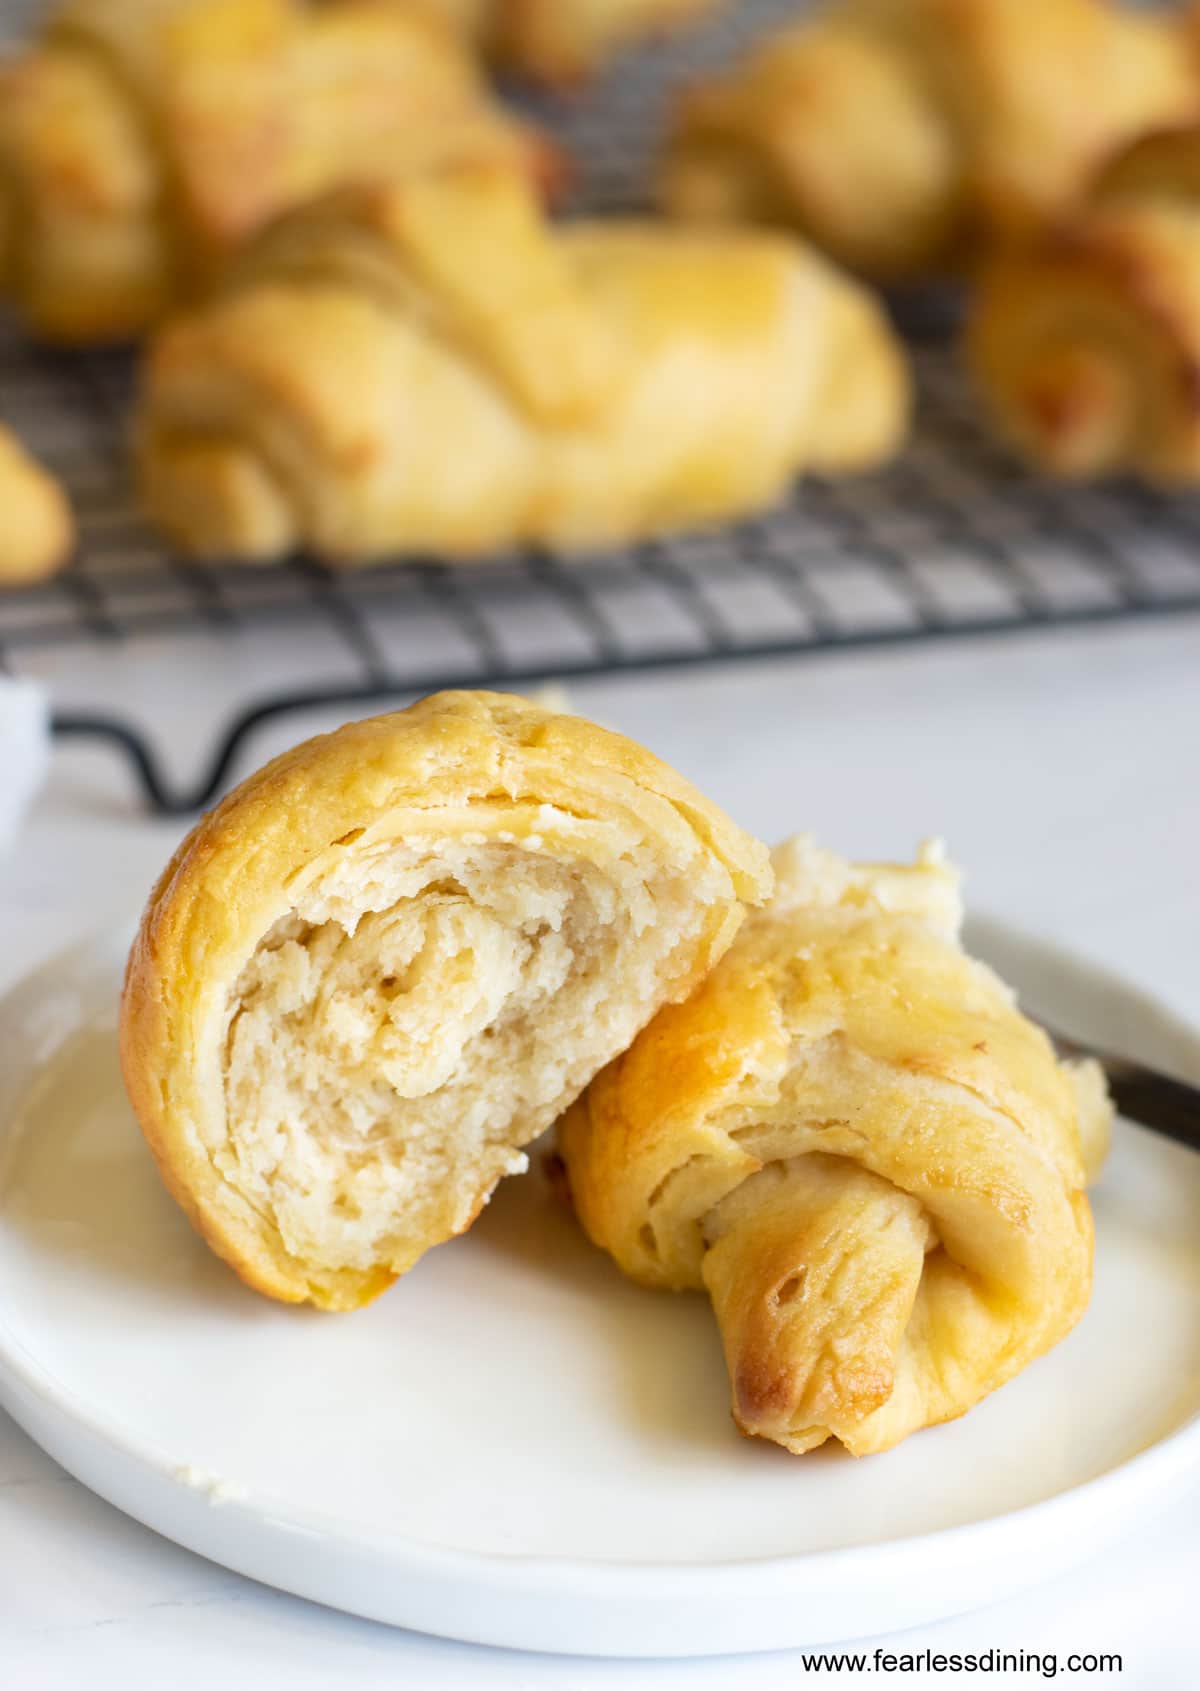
2 620 1199 1689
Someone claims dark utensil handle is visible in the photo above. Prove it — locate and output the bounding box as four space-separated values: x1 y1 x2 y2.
1102 1063 1200 1154
1041 1022 1200 1154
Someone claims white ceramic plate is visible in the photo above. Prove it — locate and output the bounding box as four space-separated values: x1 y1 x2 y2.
0 923 1198 1658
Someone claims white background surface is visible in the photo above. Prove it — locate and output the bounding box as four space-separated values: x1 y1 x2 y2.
2 620 1199 1687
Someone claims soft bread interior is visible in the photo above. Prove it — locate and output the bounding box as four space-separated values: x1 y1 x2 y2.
220 805 733 1291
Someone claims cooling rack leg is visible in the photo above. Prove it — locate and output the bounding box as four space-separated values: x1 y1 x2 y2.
52 698 399 816
51 714 189 816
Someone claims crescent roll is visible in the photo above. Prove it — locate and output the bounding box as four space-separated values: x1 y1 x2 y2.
559 837 1111 1456
119 690 772 1310
134 163 910 564
0 0 553 344
660 0 1200 280
968 127 1200 483
0 425 75 585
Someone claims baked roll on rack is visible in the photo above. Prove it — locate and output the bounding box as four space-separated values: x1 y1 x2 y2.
660 0 1200 280
134 162 910 564
560 836 1111 1456
120 691 772 1310
0 0 553 343
0 425 75 585
969 122 1200 484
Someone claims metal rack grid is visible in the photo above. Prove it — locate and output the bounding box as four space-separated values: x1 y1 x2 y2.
2 0 1200 814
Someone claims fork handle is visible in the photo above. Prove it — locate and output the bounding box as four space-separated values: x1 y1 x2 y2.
1101 1060 1200 1154
1044 1022 1200 1154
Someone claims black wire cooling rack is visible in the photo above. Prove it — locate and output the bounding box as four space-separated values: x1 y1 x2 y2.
2 0 1200 814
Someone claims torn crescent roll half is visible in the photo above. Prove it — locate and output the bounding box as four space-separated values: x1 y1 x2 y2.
120 691 772 1310
135 163 910 563
560 837 1110 1456
0 425 75 585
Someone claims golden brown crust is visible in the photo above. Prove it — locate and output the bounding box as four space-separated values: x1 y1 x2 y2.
135 162 910 562
559 837 1108 1456
0 425 76 585
0 0 554 343
969 101 1200 484
1092 121 1200 208
661 0 1200 281
120 690 771 1310
969 198 1200 484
